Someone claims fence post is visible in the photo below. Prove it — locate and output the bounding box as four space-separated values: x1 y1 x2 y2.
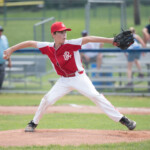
85 2 90 34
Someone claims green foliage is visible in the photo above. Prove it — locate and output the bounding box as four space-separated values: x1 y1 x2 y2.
0 5 149 47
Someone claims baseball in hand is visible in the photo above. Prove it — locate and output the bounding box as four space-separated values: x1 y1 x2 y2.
3 54 7 59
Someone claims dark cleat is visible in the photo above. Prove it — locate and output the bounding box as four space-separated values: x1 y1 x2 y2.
25 120 38 132
120 116 136 130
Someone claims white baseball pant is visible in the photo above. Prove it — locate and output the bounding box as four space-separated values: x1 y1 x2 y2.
33 71 123 124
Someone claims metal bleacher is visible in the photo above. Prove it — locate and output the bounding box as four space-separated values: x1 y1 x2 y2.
49 48 150 95
5 53 47 89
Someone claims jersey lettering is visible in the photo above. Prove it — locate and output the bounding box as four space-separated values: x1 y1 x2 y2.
63 51 72 61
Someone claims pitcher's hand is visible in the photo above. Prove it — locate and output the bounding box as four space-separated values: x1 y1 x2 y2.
3 49 12 60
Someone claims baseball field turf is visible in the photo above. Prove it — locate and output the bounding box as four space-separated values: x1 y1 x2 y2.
0 94 150 149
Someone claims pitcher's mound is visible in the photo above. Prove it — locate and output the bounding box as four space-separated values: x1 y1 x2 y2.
0 129 150 147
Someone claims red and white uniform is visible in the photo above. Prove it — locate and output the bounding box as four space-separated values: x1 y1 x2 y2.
37 38 84 77
33 38 123 124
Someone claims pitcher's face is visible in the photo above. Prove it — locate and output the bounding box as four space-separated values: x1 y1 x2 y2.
52 30 67 44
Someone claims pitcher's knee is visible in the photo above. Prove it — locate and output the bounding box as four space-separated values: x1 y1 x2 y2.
43 95 56 106
87 91 101 100
40 96 50 107
90 93 107 104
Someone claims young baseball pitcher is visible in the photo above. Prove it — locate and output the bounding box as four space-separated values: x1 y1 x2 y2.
3 22 136 132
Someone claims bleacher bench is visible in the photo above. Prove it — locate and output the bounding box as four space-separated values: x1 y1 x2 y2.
48 53 150 92
5 55 47 88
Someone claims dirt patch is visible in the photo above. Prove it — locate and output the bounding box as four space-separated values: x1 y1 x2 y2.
0 106 150 115
0 106 150 147
0 129 150 147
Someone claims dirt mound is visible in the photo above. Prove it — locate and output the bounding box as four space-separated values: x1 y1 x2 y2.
0 129 150 147
1 106 150 147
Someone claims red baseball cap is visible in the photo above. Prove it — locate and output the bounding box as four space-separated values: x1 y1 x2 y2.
51 22 71 33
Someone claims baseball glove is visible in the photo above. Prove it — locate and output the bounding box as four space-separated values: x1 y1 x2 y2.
113 30 134 50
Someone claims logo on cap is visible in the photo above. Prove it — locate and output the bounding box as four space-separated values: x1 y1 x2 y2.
51 22 71 33
61 24 65 27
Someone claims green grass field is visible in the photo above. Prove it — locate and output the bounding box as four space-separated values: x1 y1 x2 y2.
0 113 150 131
0 94 150 149
0 94 150 107
1 141 150 150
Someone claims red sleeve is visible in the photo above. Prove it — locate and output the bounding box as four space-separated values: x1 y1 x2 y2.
39 46 49 54
72 45 81 52
37 42 52 54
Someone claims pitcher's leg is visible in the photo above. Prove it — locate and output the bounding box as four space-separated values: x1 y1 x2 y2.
92 94 123 122
25 78 72 132
71 73 123 122
85 92 123 122
71 73 136 130
33 79 72 124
